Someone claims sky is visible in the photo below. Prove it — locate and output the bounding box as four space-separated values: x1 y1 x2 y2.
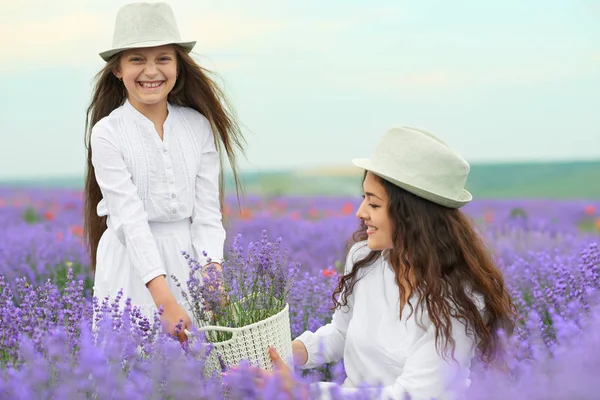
1 0 599 179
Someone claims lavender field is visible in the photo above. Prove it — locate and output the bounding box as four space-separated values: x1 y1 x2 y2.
1 186 600 399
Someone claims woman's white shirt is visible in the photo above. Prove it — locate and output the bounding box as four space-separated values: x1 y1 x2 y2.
296 241 484 400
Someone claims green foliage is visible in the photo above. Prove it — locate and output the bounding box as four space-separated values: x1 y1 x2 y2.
578 219 600 234
53 261 94 296
509 207 528 219
22 207 41 224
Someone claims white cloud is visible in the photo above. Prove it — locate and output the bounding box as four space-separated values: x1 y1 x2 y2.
0 1 404 72
324 59 596 98
1 2 592 95
0 10 284 71
1 12 110 70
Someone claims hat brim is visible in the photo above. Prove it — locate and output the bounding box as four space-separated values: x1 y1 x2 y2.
99 40 197 61
351 158 472 209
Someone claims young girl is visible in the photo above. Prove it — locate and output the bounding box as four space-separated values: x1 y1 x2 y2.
83 2 245 342
260 126 516 399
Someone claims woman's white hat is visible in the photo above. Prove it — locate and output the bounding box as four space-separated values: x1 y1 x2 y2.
99 2 196 61
352 126 473 208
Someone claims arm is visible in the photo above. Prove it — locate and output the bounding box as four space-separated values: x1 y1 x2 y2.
90 124 167 285
311 314 479 400
190 121 226 267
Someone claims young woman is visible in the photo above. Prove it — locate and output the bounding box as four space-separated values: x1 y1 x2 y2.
263 126 515 400
84 2 245 341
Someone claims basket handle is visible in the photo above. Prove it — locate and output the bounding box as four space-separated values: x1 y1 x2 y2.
184 326 239 339
196 325 239 334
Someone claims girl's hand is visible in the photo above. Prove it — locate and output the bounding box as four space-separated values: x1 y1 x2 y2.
201 262 229 310
201 262 223 281
161 299 193 342
146 275 193 342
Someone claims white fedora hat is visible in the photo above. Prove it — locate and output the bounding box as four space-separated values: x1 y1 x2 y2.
352 126 472 208
99 2 196 61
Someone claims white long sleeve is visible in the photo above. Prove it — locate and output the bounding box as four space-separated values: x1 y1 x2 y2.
295 304 352 369
296 241 482 400
91 123 167 284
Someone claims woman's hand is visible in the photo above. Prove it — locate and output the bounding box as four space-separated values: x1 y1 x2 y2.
225 347 309 399
264 347 309 399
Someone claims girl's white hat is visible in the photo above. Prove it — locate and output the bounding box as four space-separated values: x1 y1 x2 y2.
352 126 473 208
99 2 196 61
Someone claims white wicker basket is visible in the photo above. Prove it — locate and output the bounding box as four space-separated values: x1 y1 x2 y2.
187 303 293 377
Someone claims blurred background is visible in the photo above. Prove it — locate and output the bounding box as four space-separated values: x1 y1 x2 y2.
0 0 599 198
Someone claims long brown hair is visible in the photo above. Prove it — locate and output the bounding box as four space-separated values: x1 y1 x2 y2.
84 45 246 271
332 172 516 364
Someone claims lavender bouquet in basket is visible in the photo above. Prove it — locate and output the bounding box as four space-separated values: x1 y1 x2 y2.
172 230 299 375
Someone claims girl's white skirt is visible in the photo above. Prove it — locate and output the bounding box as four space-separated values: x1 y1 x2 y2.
92 218 195 323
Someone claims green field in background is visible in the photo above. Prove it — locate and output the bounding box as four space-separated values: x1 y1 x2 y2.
2 160 599 199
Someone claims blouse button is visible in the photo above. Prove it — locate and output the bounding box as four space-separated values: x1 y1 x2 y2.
172 209 177 214
166 164 171 169
171 193 176 199
163 149 168 154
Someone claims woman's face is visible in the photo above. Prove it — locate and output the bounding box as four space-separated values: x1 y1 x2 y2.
356 172 394 251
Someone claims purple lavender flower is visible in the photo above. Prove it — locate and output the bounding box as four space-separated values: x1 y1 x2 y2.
2 187 600 398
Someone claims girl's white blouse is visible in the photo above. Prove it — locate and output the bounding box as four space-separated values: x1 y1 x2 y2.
296 241 485 400
91 99 225 284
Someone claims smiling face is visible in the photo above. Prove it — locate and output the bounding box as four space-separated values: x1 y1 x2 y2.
113 45 178 111
356 171 394 251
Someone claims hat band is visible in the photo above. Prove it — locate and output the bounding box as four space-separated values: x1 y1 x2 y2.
115 34 183 47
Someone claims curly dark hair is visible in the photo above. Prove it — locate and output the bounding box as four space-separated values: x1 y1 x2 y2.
332 172 516 364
